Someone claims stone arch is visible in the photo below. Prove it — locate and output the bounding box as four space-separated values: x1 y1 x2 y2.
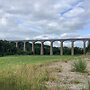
44 41 51 55
34 41 41 55
53 41 60 55
62 40 71 55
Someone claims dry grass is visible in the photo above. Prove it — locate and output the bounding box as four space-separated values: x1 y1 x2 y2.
0 63 63 90
0 64 48 90
0 55 90 90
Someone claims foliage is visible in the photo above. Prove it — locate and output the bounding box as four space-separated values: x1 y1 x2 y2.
63 47 71 55
0 40 17 56
72 59 87 73
74 47 83 55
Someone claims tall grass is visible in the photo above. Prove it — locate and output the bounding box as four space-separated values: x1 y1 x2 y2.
0 64 49 90
72 59 87 73
87 80 90 90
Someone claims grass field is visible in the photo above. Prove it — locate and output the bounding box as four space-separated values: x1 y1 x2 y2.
0 55 82 69
0 55 87 90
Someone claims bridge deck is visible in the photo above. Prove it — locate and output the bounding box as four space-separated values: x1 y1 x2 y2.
9 38 90 42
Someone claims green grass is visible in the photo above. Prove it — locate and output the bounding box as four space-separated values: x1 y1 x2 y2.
0 55 84 90
0 55 82 69
0 64 49 90
72 59 87 73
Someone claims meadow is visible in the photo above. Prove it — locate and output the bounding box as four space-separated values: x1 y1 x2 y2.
0 55 89 90
0 55 80 69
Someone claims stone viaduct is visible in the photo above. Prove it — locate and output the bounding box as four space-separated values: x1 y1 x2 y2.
10 38 90 55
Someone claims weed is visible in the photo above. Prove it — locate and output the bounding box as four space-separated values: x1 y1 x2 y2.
87 80 90 90
70 79 81 84
72 59 87 73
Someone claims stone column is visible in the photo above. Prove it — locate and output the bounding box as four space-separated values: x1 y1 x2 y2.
50 41 53 55
83 40 86 55
32 42 35 55
40 41 44 55
23 41 26 51
60 41 63 55
71 41 74 55
15 42 18 48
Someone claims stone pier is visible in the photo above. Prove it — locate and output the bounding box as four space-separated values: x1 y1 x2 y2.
40 41 44 55
23 41 26 51
60 41 63 55
71 41 74 55
32 42 35 54
50 41 53 55
83 40 86 55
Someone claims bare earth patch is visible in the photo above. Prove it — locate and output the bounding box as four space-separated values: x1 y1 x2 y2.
45 56 90 90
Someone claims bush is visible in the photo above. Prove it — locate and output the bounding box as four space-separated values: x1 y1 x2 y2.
72 59 87 73
16 50 32 55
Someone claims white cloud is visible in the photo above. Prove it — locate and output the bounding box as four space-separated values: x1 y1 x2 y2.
0 17 7 25
60 33 81 38
0 0 89 40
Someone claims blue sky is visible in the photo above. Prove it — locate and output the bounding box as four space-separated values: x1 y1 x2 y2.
78 22 90 37
0 0 90 40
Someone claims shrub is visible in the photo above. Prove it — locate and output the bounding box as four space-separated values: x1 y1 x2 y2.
72 59 87 73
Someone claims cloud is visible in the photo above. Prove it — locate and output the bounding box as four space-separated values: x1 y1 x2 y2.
0 0 89 40
60 33 81 38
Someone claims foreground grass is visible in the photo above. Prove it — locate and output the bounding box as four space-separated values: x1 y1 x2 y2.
0 63 72 90
0 64 49 90
0 55 85 90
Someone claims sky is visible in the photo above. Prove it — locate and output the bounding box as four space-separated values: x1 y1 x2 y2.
0 0 90 41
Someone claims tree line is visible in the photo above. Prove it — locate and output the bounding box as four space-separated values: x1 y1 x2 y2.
0 40 89 56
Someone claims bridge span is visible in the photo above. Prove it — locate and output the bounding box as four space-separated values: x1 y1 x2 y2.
10 38 90 55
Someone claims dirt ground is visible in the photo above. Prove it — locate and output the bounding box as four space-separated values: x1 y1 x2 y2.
45 55 90 90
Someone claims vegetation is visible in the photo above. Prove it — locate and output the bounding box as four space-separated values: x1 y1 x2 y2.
0 40 83 56
0 55 89 90
0 65 48 90
0 55 78 69
0 55 74 90
72 59 87 73
70 79 81 84
87 80 90 90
